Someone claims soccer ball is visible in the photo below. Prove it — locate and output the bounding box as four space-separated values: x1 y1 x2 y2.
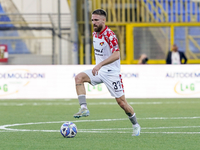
60 122 77 138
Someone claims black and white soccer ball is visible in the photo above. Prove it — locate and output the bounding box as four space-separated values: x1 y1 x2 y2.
60 122 77 138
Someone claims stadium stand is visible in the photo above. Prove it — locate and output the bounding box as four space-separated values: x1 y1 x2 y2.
142 0 200 55
144 0 200 22
0 4 30 54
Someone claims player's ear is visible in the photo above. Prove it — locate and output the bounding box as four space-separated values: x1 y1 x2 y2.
102 16 106 23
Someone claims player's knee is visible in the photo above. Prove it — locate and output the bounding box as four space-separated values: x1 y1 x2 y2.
75 74 84 83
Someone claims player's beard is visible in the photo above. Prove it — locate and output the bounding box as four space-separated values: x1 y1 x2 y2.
93 24 103 32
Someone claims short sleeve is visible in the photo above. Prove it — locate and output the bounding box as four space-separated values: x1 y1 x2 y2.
107 31 119 53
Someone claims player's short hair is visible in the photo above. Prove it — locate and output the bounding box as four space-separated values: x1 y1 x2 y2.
92 9 107 17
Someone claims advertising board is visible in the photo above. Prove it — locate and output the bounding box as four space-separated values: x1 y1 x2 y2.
0 65 200 99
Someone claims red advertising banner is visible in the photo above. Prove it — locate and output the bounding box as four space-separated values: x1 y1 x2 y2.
0 44 8 62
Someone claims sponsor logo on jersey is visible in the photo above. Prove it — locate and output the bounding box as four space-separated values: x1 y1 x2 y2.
99 42 104 46
95 49 103 53
94 49 104 56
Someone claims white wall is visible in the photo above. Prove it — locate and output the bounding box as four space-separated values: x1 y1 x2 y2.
12 0 70 14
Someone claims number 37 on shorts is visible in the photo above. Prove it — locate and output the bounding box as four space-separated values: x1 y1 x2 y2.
112 81 122 91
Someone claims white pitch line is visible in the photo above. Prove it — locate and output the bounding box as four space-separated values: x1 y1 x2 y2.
0 119 129 130
79 131 200 134
139 116 200 120
143 126 200 129
0 99 72 101
1 129 200 134
0 130 10 132
79 126 200 131
0 101 200 106
1 116 200 130
142 132 200 134
0 128 58 132
0 119 128 130
2 125 200 132
1 117 200 134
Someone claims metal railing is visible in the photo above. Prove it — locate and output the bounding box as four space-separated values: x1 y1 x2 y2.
0 13 71 65
126 23 200 64
92 0 200 23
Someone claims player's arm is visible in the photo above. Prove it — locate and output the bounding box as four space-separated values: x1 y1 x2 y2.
99 50 120 66
92 51 120 76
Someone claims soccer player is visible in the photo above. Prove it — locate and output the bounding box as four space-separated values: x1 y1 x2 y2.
73 9 141 136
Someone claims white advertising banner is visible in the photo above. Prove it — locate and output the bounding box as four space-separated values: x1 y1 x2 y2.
0 65 200 99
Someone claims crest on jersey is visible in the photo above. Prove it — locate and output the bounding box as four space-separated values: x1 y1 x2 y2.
99 42 104 46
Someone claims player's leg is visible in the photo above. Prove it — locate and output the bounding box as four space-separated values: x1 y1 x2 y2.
73 72 91 118
115 95 135 117
74 70 102 118
115 95 141 136
100 73 140 136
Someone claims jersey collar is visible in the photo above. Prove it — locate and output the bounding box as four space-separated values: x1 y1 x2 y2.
99 25 107 35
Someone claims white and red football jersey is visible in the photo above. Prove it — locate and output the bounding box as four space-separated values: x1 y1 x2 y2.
93 26 120 73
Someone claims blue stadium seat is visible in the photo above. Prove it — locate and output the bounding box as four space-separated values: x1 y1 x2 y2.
182 14 191 22
145 0 200 22
186 1 196 15
0 4 30 54
168 15 177 22
198 15 200 22
151 0 190 2
0 31 30 54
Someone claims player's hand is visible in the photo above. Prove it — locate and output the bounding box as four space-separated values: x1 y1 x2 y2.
92 64 102 76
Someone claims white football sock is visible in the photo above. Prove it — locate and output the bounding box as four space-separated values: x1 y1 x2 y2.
81 104 87 109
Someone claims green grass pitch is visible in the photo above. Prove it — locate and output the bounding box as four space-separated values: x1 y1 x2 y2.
0 98 200 150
